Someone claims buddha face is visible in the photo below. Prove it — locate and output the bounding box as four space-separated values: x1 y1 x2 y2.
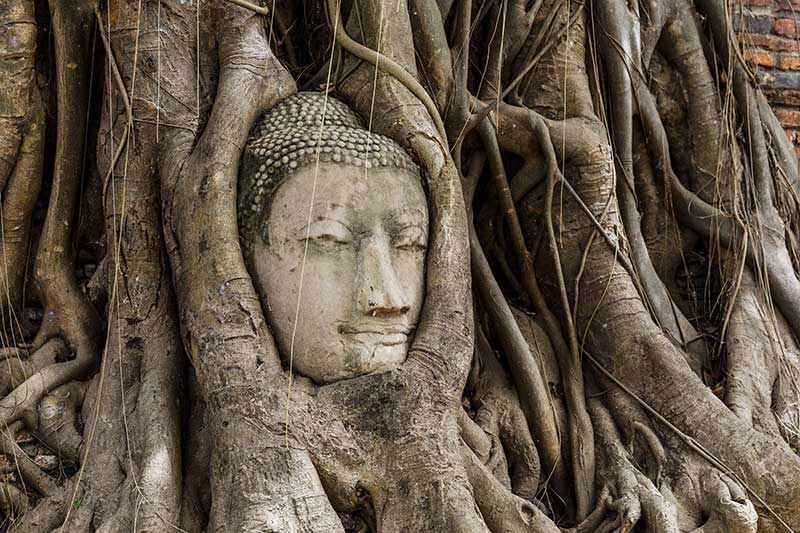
250 162 428 384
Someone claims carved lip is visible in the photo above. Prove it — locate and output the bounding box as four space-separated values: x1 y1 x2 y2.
338 324 413 346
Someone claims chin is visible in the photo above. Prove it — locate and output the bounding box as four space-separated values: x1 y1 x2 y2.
341 341 408 379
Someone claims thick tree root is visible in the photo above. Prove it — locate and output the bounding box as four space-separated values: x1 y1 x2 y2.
0 0 45 326
724 268 800 450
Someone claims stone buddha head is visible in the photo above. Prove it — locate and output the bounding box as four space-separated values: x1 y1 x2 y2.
238 92 429 384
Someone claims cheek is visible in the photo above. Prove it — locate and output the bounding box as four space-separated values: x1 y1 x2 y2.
394 251 426 311
299 257 354 319
271 244 359 333
253 246 299 331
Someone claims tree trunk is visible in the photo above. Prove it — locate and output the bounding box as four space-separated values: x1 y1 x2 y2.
0 0 798 531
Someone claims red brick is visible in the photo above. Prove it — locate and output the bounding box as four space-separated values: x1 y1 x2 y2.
741 34 800 52
776 108 800 127
735 3 800 158
765 89 800 106
744 49 776 67
774 18 798 37
782 56 800 70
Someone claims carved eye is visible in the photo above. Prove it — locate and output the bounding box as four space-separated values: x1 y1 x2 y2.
301 219 353 247
394 226 427 251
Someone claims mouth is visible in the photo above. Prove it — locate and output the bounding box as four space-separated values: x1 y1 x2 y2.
338 324 413 346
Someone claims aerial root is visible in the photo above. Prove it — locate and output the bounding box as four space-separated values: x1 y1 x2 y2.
629 421 666 484
470 231 573 507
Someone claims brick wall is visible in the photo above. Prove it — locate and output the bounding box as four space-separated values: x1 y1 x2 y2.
736 0 800 157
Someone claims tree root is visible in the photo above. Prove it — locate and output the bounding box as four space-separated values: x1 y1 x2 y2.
590 398 680 533
476 112 594 518
723 268 800 450
463 442 560 533
471 225 572 507
326 0 447 143
24 380 85 465
688 470 757 533
469 326 541 500
595 0 707 374
0 13 104 512
0 482 29 521
1 421 56 496
0 339 82 428
0 339 68 397
0 0 45 324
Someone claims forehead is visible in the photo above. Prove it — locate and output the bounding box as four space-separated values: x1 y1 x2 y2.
268 163 428 224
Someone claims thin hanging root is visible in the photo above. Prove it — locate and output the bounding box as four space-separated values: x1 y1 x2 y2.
458 4 584 145
95 7 134 202
594 0 706 373
223 0 269 16
477 112 594 517
325 0 448 143
534 112 596 520
636 77 800 348
694 0 772 206
481 98 639 279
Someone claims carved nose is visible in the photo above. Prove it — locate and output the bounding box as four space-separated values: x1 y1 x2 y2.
358 237 410 316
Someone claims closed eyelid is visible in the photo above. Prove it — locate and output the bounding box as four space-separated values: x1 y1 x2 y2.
295 217 354 241
394 224 427 247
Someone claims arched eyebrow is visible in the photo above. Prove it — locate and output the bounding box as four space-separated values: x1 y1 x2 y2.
391 207 427 221
386 207 428 234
